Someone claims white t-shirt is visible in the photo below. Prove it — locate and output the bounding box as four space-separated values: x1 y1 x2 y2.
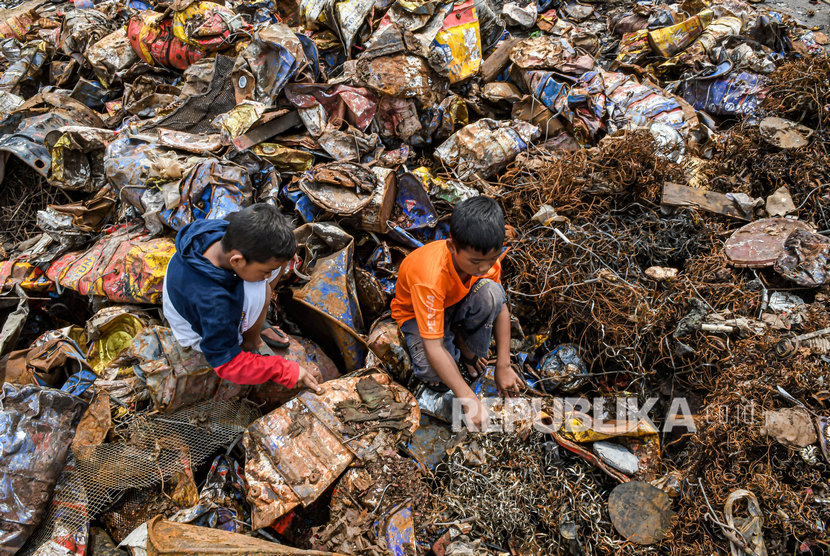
163 267 282 352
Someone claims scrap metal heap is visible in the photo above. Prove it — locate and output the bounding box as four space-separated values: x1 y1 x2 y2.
0 0 829 552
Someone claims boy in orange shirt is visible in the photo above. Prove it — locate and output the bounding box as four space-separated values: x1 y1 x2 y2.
391 197 524 431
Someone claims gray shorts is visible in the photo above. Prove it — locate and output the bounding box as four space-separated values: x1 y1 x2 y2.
400 279 506 384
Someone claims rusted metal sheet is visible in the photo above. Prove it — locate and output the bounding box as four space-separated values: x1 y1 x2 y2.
357 53 447 108
103 136 195 211
0 112 77 178
773 229 830 286
85 305 150 375
817 416 830 465
404 414 452 470
0 284 29 358
284 83 378 131
510 35 595 74
60 8 111 58
127 11 207 70
3 329 92 388
161 158 253 230
47 225 175 305
299 162 377 217
366 317 411 383
71 390 112 449
358 167 397 234
725 218 814 268
354 268 388 325
85 28 139 87
608 481 674 545
355 26 448 108
243 372 419 529
157 128 223 153
146 515 342 555
232 23 305 106
434 118 540 180
248 334 341 412
293 223 367 371
108 326 247 412
0 384 87 553
252 143 314 172
231 110 303 150
44 126 117 192
661 182 749 220
38 187 117 235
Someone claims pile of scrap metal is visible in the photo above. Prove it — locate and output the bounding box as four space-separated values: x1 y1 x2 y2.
0 0 829 552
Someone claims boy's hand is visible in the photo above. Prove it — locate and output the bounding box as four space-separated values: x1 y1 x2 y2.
296 366 322 393
462 396 490 432
495 364 524 397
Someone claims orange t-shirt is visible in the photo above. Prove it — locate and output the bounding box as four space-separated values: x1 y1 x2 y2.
391 240 502 339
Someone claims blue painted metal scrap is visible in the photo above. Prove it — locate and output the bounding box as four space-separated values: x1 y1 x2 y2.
293 223 367 371
0 384 87 553
380 503 417 556
161 159 253 230
681 71 767 117
405 414 453 470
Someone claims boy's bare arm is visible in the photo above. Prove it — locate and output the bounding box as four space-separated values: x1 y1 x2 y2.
493 305 523 395
422 339 489 430
423 339 474 397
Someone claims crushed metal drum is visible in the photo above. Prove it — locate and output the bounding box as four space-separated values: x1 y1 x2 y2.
608 481 674 545
724 218 814 268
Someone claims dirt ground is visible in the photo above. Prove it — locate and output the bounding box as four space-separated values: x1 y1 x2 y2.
771 0 830 30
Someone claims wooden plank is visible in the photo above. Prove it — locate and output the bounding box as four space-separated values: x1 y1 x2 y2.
481 38 521 83
661 182 748 220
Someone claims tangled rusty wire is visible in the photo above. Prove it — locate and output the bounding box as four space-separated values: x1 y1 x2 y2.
0 157 71 248
704 122 830 231
423 431 632 554
486 124 830 554
498 129 685 222
665 325 830 555
764 55 830 130
500 206 756 377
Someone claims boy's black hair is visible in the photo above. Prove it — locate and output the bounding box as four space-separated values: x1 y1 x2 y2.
450 196 505 254
221 204 296 262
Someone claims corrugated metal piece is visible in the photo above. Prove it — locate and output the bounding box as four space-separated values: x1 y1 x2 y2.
146 516 342 555
293 223 367 371
243 372 419 529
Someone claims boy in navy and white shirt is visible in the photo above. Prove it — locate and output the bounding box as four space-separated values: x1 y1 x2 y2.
163 204 320 391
